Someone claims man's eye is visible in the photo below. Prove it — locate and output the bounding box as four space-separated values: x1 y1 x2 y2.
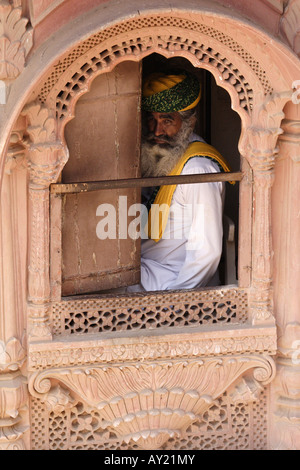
163 120 172 125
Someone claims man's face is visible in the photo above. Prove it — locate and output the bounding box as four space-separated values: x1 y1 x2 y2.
141 109 195 177
145 112 182 146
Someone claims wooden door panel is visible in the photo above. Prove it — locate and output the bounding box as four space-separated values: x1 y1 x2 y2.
62 62 141 295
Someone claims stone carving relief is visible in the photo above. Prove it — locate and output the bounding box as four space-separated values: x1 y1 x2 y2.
28 325 277 370
0 0 33 81
30 387 269 450
0 336 26 372
0 370 28 450
51 287 249 336
29 356 275 450
27 319 277 449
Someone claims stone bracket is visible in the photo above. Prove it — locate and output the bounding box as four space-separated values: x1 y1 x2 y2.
28 352 276 449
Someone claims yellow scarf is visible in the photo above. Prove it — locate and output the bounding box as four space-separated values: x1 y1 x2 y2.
147 141 232 242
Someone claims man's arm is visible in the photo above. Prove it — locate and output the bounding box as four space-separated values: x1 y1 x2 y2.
170 162 224 289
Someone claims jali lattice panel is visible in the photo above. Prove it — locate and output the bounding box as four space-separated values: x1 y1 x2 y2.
30 388 268 450
51 287 249 336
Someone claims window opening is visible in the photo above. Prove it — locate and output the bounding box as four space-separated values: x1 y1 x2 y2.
54 56 242 298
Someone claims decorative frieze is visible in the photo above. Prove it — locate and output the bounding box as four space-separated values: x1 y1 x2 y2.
27 325 277 371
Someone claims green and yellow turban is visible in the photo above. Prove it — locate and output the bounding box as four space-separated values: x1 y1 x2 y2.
142 71 201 113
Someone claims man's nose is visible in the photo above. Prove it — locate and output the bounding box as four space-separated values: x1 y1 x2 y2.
154 120 164 136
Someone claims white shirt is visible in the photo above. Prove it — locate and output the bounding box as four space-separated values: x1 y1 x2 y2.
128 135 224 292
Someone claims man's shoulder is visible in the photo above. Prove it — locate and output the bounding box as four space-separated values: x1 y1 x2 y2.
181 155 221 174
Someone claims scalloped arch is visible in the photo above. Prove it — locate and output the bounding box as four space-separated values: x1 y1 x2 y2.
36 12 276 140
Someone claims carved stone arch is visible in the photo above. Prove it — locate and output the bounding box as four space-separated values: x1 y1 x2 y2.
35 12 275 146
31 14 281 301
28 10 293 316
19 8 296 335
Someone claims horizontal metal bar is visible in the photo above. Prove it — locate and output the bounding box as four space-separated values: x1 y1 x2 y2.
50 171 243 194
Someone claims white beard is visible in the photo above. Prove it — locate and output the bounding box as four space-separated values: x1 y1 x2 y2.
141 119 194 177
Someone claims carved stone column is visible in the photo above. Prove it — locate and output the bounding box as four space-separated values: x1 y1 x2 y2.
269 100 300 449
247 131 280 325
0 1 33 450
22 102 68 342
246 93 290 326
0 126 28 450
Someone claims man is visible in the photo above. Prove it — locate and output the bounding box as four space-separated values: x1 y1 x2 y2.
131 70 231 292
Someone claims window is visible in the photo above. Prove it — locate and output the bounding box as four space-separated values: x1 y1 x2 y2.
51 56 243 294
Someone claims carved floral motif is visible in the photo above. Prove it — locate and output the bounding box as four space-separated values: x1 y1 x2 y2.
27 325 277 371
0 337 26 372
0 0 33 80
44 385 75 413
22 102 68 189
